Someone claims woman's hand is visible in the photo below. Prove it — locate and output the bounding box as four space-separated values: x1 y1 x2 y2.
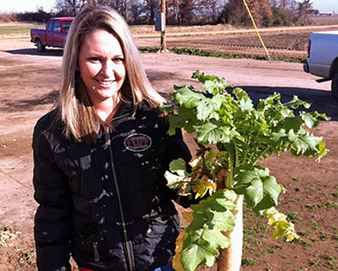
216 169 228 190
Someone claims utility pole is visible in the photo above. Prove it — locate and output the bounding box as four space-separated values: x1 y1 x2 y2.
160 0 166 52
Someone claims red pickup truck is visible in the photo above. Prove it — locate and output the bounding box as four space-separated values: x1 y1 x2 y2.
30 17 74 52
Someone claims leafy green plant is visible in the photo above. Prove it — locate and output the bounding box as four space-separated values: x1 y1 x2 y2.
161 71 328 271
286 211 301 224
242 257 259 266
138 46 305 63
320 232 329 241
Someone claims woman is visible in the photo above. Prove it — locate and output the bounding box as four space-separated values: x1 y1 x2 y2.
32 5 191 271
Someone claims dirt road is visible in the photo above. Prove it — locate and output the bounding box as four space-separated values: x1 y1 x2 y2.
0 37 337 270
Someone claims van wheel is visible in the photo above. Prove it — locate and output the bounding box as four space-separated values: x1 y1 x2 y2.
37 39 45 52
332 73 338 103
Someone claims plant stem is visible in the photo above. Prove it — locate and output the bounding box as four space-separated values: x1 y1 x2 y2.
233 139 239 169
253 145 272 165
225 149 234 189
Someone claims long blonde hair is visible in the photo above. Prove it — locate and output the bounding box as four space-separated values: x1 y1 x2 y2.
58 5 165 143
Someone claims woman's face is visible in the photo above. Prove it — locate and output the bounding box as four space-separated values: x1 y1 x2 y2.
78 28 126 106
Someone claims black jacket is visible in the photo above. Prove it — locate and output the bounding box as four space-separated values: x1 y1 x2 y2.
32 101 191 271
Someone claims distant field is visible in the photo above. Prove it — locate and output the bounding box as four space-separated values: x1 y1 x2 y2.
309 15 338 25
0 23 42 35
1 21 338 62
1 16 338 36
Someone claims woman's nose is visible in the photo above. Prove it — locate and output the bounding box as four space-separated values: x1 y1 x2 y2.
100 60 115 78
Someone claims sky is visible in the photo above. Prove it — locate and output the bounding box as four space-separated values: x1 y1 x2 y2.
0 0 336 13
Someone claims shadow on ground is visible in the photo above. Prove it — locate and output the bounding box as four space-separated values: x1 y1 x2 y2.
0 90 59 112
4 48 63 57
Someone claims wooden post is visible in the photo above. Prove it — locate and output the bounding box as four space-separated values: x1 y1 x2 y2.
160 0 166 52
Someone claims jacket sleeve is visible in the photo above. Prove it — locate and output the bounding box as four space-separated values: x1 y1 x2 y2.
32 122 72 271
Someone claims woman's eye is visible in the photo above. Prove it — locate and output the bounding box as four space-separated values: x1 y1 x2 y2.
89 57 101 62
113 57 124 63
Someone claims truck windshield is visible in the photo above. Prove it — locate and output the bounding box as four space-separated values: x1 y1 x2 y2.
62 20 73 32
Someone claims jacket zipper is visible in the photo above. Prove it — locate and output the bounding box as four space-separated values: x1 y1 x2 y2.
92 242 100 262
106 130 134 271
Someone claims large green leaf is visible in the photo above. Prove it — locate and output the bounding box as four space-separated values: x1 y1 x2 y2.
194 121 232 145
301 112 319 128
233 167 282 212
169 158 187 176
168 114 185 135
289 131 321 156
181 234 219 271
188 190 236 232
284 95 311 109
180 190 236 270
174 86 204 108
201 227 231 249
284 116 304 132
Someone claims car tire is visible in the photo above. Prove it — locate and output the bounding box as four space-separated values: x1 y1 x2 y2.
331 73 338 103
37 39 45 52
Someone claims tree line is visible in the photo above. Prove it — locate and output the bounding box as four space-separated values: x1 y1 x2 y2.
5 0 316 26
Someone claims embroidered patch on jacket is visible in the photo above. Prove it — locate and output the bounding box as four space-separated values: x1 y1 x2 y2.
124 133 152 152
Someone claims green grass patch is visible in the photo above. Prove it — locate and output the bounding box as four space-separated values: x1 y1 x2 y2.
299 230 310 237
266 248 276 254
138 46 305 63
242 257 259 266
302 240 312 250
286 211 301 224
291 197 304 203
306 201 338 210
243 244 255 252
309 259 323 267
323 254 335 261
244 235 261 245
0 24 39 35
308 220 320 230
319 232 329 241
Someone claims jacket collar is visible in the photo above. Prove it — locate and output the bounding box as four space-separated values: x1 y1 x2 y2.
112 100 135 121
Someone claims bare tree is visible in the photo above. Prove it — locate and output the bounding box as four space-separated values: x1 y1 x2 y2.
128 0 145 24
195 0 225 24
167 0 181 24
142 0 158 24
166 0 195 25
298 0 314 21
269 0 312 25
54 0 87 16
108 0 130 18
179 0 195 24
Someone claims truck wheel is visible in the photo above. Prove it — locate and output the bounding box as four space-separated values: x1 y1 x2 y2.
332 73 338 103
37 39 45 52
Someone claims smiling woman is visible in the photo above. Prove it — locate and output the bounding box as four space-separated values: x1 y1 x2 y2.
31 5 193 271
